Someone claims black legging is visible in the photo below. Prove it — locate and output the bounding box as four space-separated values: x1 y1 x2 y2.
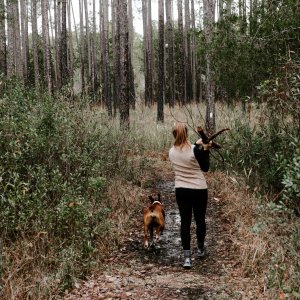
176 188 208 250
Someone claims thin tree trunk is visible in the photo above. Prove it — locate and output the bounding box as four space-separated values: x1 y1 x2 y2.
0 0 6 76
6 0 14 77
165 0 174 107
191 0 198 101
157 0 164 122
68 0 74 96
84 0 91 89
113 0 121 115
128 0 136 109
20 0 29 83
119 0 130 129
103 0 112 115
142 0 149 105
61 0 68 86
177 0 185 104
41 0 52 94
13 0 23 80
54 0 62 90
204 0 216 133
147 0 153 104
79 0 85 93
184 0 192 102
91 0 96 94
31 0 40 91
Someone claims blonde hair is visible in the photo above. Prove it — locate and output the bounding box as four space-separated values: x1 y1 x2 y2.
172 122 190 149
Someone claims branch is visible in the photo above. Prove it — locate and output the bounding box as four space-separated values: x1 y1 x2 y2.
196 126 230 149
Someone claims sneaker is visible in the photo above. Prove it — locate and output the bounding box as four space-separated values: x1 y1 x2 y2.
196 247 206 259
183 257 192 269
183 250 192 269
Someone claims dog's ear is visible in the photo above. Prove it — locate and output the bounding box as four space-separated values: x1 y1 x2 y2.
149 196 154 203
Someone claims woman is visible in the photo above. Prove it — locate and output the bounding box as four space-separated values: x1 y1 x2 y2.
169 122 212 269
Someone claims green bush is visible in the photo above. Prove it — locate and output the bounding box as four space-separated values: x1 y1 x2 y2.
0 79 141 294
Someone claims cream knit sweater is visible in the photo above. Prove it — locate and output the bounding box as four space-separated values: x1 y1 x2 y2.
169 144 208 190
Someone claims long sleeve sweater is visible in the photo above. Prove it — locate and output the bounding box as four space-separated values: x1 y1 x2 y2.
169 143 209 190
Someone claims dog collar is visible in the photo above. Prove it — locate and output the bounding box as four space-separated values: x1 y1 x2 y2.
152 201 162 205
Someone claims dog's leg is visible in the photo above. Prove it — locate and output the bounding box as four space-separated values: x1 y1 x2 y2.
149 225 154 247
144 225 149 249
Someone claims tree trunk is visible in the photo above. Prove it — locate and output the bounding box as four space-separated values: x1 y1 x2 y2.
68 0 74 96
31 0 40 91
20 0 29 83
128 0 136 109
119 0 130 129
165 0 174 107
203 0 216 133
147 0 153 104
176 0 185 104
184 0 192 102
157 0 164 122
0 0 6 76
191 0 198 101
103 0 112 115
84 0 91 90
61 0 68 86
79 0 85 93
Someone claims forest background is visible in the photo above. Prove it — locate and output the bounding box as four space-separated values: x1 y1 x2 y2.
0 0 299 299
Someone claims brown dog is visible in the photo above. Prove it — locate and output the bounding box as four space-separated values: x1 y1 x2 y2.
143 194 165 249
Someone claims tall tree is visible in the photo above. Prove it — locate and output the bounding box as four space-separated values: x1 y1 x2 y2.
142 0 149 105
176 0 185 103
31 0 40 91
41 0 52 93
119 0 130 128
165 0 174 107
157 0 164 122
0 0 6 76
203 0 216 133
61 0 68 86
101 0 112 115
20 0 29 82
184 0 192 101
112 0 121 115
147 0 153 104
68 0 74 95
79 0 85 93
191 0 198 101
128 0 136 109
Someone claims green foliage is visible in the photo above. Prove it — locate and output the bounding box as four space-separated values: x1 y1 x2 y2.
200 0 300 101
0 79 144 293
281 139 300 212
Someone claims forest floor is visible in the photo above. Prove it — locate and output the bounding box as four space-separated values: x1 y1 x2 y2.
63 156 267 300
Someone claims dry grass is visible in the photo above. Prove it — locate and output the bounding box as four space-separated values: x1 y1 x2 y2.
210 171 300 298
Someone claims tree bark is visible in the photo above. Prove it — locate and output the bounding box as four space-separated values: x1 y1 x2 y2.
61 0 68 86
119 0 130 129
176 0 185 104
41 0 52 94
165 0 174 107
157 0 164 122
31 0 40 91
0 0 6 76
184 0 192 102
203 0 216 133
20 0 29 83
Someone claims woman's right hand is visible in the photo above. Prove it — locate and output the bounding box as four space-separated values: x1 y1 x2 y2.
196 138 212 151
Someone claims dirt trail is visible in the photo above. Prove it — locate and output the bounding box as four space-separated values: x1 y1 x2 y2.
63 172 260 300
